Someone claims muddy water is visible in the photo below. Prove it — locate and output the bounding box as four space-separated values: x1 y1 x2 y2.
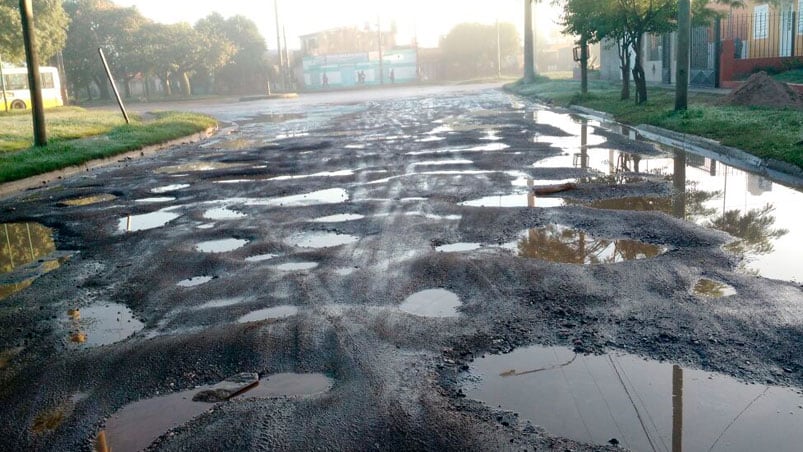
467 345 803 452
399 289 462 318
118 209 181 233
0 223 68 300
237 305 299 323
66 303 144 347
511 226 667 264
195 238 248 253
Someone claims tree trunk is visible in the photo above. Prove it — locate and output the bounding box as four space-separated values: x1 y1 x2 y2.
632 36 647 104
163 72 172 97
93 75 110 99
123 75 132 99
618 40 630 100
144 74 151 100
523 0 536 83
675 0 691 110
181 71 191 97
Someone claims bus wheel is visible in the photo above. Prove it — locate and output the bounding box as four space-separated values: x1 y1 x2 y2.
10 100 26 110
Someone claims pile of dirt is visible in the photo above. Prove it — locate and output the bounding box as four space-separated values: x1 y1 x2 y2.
722 71 803 109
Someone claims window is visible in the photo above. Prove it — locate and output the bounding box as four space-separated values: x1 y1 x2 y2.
754 4 769 39
3 74 27 90
41 72 54 90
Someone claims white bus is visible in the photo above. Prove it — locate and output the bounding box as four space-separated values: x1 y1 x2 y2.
0 66 63 110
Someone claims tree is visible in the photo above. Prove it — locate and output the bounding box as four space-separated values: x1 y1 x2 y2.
440 22 520 80
0 0 68 64
212 15 270 95
557 0 609 94
194 13 237 94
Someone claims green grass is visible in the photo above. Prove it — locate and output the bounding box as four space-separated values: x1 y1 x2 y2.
507 78 803 170
0 108 216 183
772 69 803 84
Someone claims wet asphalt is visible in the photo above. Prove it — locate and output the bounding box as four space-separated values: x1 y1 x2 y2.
0 84 801 451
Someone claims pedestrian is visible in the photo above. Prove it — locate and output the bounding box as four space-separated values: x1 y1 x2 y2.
322 73 329 88
389 69 395 84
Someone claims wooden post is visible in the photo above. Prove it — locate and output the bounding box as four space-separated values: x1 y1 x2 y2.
19 0 47 146
98 48 130 124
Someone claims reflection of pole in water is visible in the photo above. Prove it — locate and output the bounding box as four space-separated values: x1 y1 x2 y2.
673 151 687 219
126 216 132 232
580 123 588 169
672 365 683 452
527 179 535 208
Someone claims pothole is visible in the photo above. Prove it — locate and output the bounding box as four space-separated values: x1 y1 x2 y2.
0 223 69 300
66 303 144 347
274 262 318 272
245 253 280 263
118 209 181 233
466 345 803 451
97 372 332 452
195 238 248 253
150 184 190 194
460 194 565 208
246 188 349 207
435 243 482 253
237 305 299 323
59 194 117 207
177 276 214 288
509 225 666 264
192 297 247 310
135 197 177 204
155 162 242 174
287 231 359 249
399 289 461 318
693 279 737 298
203 207 247 220
310 214 365 223
267 170 354 181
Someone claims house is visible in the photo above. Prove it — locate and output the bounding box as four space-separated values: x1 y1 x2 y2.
599 1 803 89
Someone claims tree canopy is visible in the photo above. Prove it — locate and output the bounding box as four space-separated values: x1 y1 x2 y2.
441 22 520 80
0 0 69 64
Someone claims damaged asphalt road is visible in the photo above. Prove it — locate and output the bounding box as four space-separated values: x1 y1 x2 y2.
0 84 801 451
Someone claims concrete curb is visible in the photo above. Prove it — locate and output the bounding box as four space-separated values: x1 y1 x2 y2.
0 125 219 200
569 105 803 190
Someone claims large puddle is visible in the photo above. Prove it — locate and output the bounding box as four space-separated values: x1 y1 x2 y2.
466 345 803 452
245 188 349 207
510 225 666 264
399 289 462 318
460 193 565 208
60 194 117 207
527 111 803 282
0 223 68 300
67 303 144 347
97 373 332 452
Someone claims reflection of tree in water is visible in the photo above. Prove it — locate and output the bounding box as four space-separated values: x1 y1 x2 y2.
0 223 56 274
709 204 788 258
517 225 663 264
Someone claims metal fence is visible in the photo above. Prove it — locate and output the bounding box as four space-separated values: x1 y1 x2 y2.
721 11 802 59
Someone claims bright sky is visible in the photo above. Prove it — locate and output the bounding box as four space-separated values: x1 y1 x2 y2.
113 0 564 50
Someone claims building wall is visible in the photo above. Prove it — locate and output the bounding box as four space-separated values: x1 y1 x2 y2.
302 49 417 90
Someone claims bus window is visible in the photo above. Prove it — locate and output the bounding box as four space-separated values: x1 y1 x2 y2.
4 74 27 90
41 73 54 90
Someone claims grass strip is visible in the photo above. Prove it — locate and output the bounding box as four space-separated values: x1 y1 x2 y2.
507 78 803 170
0 109 216 183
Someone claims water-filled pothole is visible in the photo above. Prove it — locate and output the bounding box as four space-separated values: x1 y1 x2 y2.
511 225 666 264
466 345 803 451
237 305 299 323
287 231 359 249
245 253 280 263
246 188 349 207
435 243 482 253
135 197 176 204
60 194 117 207
156 162 241 174
267 169 354 181
195 238 248 253
203 207 247 220
0 223 68 300
311 214 365 223
399 289 461 318
274 262 319 272
97 372 332 452
66 303 144 347
176 276 214 288
192 297 247 310
150 184 190 194
460 194 565 208
118 210 181 233
693 279 737 298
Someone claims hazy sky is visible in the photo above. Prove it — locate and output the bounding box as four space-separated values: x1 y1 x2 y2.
113 0 563 50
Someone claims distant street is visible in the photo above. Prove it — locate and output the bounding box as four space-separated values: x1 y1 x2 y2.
1 83 802 451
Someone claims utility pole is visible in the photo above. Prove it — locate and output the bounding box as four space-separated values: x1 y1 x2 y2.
19 0 46 146
274 0 284 92
675 0 691 111
523 0 535 83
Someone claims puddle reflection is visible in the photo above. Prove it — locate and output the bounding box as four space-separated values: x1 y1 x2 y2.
693 279 737 298
467 345 803 452
514 225 666 264
274 262 318 272
0 223 67 300
287 231 359 249
177 276 213 288
237 305 299 323
67 303 143 347
60 194 117 207
195 238 248 253
118 209 181 233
